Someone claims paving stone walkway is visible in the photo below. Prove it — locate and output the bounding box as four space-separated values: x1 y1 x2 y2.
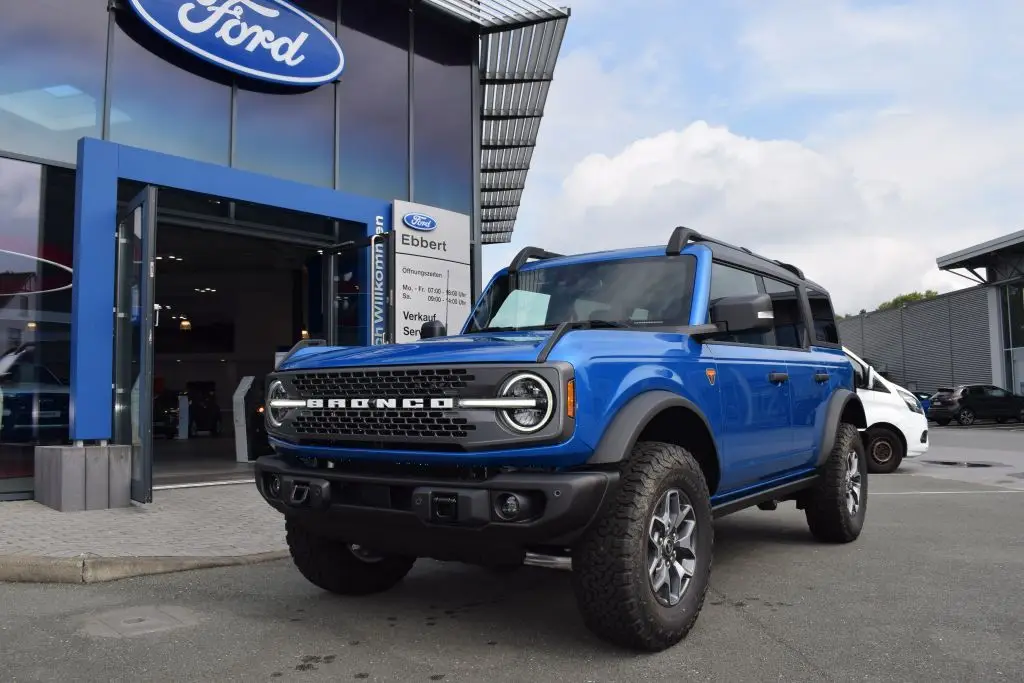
0 484 288 583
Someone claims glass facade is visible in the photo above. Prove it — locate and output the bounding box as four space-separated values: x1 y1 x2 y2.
0 0 110 165
338 0 411 201
0 0 479 495
0 0 474 212
0 158 76 495
1002 282 1024 394
412 9 474 215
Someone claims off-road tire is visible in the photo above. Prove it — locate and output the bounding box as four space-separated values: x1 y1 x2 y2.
864 425 904 474
285 517 416 595
570 441 713 652
804 423 867 543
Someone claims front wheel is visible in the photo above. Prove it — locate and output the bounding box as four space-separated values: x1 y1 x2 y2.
864 426 904 474
571 441 713 652
285 517 417 595
956 408 975 426
804 423 868 543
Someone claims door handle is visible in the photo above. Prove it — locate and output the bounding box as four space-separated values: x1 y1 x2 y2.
768 372 789 384
814 372 830 383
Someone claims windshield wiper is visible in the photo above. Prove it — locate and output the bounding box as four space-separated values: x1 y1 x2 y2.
569 319 630 329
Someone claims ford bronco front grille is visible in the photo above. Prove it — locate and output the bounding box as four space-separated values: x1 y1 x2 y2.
292 409 476 440
290 367 475 398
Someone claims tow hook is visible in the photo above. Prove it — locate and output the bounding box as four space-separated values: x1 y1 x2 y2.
279 477 331 510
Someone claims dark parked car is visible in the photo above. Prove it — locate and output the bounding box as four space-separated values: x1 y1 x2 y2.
153 389 182 438
926 384 1024 426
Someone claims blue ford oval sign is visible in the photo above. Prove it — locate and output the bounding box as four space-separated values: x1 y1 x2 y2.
403 213 438 232
126 0 345 87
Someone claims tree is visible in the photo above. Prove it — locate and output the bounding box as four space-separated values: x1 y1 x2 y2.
876 290 939 311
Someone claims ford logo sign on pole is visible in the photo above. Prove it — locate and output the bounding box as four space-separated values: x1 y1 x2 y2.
126 0 345 87
402 213 438 232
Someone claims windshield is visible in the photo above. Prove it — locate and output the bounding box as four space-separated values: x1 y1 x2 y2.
466 254 697 332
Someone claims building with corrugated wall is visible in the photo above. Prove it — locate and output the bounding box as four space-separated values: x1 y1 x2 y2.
837 230 1024 395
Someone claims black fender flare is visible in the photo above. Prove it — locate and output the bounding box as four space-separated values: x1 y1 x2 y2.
817 388 867 467
587 390 716 465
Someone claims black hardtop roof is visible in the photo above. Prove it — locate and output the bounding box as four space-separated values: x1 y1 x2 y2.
509 226 831 297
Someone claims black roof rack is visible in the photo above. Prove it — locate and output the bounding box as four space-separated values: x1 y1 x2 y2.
508 246 564 273
666 226 704 255
772 260 805 279
667 226 807 281
667 226 756 257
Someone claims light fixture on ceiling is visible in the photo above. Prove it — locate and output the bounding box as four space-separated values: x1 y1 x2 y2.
194 287 216 293
179 319 192 331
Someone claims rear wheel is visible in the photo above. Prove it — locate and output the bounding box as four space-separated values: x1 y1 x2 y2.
285 517 417 595
571 441 713 652
804 423 867 543
956 408 975 426
864 426 904 474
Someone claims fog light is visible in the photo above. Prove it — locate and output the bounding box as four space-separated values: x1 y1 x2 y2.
497 493 521 520
267 474 282 498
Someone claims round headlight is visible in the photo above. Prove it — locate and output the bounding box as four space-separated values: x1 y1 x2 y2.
266 380 293 427
498 373 554 433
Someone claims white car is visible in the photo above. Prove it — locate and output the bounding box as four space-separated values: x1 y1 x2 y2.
844 347 929 473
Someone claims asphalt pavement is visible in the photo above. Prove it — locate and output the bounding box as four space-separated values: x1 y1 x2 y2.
1 428 1022 683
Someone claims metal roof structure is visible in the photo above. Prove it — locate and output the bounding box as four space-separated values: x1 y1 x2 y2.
936 228 1024 284
422 0 571 245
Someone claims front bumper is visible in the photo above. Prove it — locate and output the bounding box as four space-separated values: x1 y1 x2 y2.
253 454 618 565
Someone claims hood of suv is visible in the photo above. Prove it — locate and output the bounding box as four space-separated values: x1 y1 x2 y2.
279 332 556 369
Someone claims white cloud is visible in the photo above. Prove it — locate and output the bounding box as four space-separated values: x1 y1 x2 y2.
482 0 1024 316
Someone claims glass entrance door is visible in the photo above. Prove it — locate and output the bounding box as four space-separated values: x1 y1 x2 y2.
113 186 158 504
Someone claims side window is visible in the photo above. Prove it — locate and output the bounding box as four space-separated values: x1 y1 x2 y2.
807 288 840 345
709 262 759 301
985 386 1009 398
706 263 768 345
762 276 805 349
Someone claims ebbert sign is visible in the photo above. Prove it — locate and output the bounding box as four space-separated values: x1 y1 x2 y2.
126 0 345 86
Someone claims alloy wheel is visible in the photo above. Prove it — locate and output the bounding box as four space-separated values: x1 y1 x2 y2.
846 449 862 516
646 488 698 607
958 409 975 426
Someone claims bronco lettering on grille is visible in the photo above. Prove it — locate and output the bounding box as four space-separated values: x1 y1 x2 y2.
303 397 456 410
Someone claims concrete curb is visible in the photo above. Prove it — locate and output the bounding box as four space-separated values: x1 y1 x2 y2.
0 550 289 584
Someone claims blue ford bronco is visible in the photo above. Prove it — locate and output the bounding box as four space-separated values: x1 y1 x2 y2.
254 226 868 652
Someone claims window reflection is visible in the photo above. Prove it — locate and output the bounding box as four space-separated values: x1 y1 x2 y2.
107 10 231 165
338 0 410 201
335 221 367 345
412 8 473 215
0 159 75 494
234 0 337 188
0 0 109 164
1007 283 1024 349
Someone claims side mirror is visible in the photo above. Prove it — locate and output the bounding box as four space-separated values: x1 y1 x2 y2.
709 293 775 334
420 320 447 339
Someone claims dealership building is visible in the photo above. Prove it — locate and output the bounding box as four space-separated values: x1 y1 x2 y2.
838 231 1024 396
0 0 570 503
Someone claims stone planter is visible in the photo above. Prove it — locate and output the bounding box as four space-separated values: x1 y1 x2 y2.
34 445 132 512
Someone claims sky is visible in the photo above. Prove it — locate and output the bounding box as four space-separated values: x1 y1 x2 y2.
479 0 1024 316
